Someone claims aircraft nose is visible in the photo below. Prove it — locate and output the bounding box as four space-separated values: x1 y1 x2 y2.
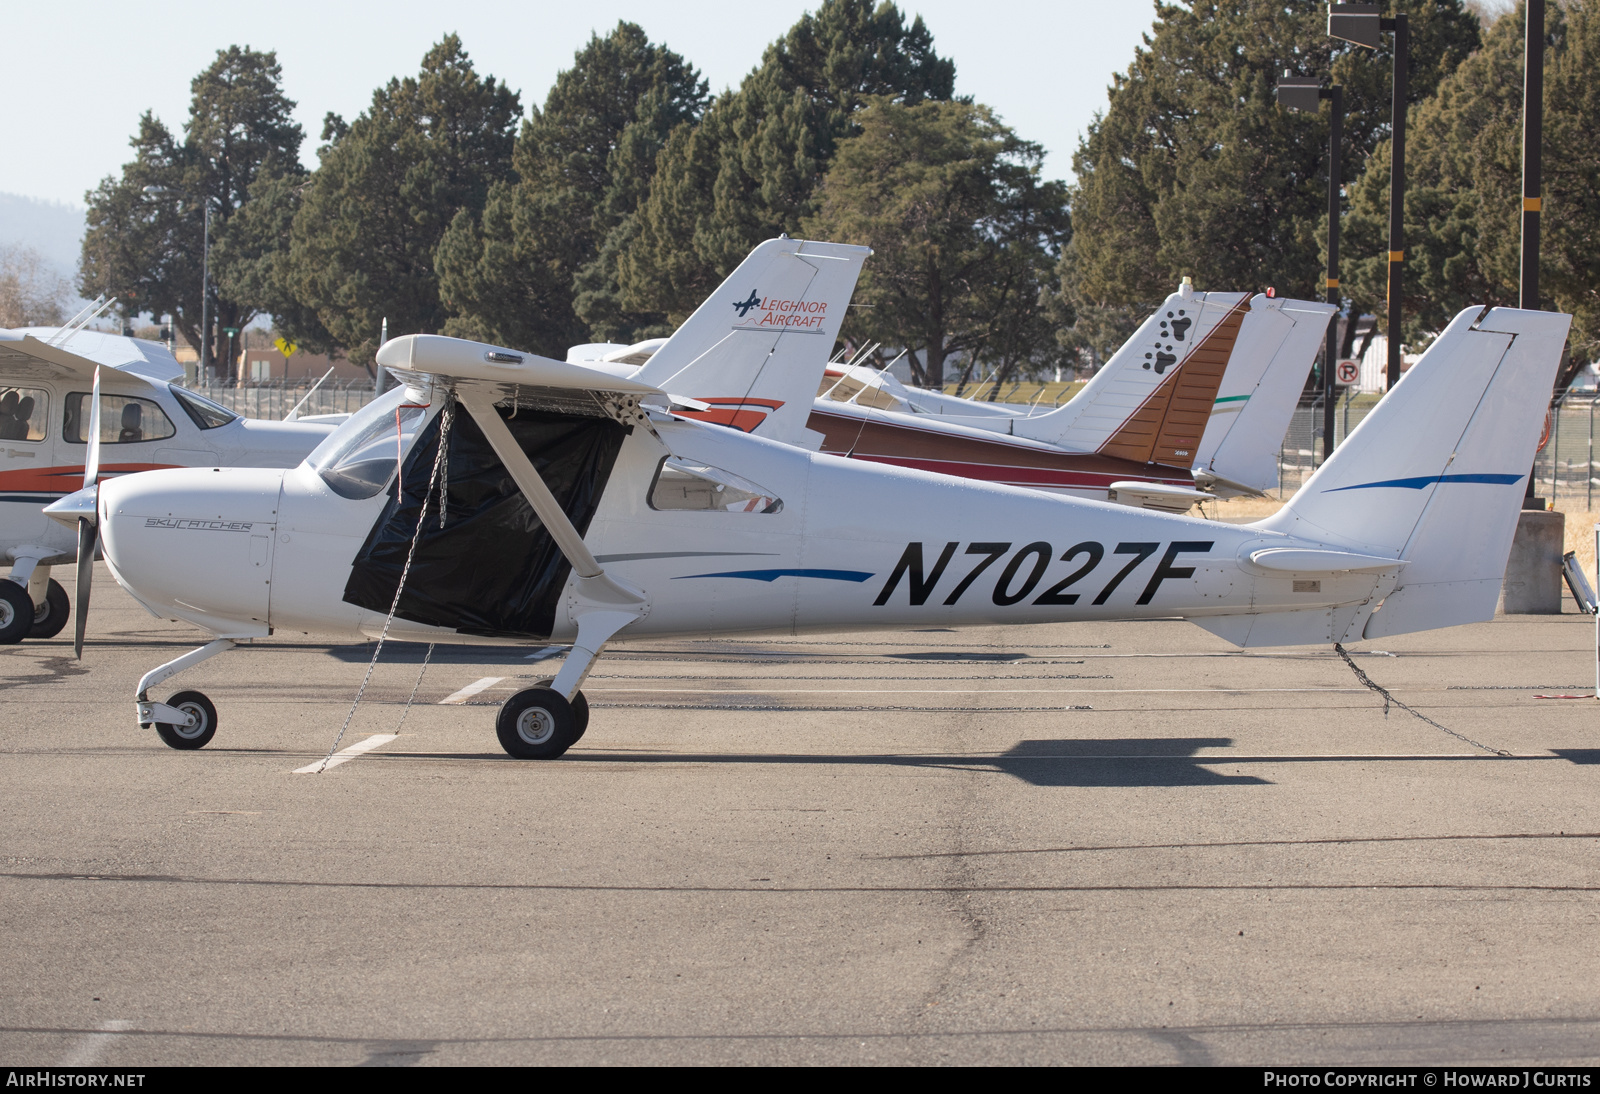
99 467 285 634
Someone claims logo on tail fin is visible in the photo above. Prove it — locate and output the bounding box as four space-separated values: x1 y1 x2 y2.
732 290 762 318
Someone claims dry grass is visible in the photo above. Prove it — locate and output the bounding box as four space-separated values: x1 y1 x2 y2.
1193 494 1600 584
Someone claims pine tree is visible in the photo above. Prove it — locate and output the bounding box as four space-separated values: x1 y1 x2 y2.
79 47 304 369
435 23 707 353
284 36 519 365
1345 1 1600 365
617 0 956 325
1069 0 1479 325
803 99 1070 388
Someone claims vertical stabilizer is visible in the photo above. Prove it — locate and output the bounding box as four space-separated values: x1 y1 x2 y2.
1256 306 1571 638
1011 289 1250 453
633 238 870 446
1192 295 1337 494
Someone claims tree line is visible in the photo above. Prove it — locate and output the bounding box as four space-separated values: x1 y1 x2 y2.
79 0 1599 393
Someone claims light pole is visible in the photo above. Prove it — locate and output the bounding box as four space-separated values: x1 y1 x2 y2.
1277 74 1344 464
1329 2 1407 391
142 186 217 382
1522 0 1546 508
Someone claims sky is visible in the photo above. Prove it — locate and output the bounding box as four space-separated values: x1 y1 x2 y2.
2 0 1157 210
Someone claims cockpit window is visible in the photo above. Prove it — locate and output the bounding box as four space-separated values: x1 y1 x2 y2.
648 458 782 514
0 386 48 441
309 389 431 499
170 385 237 429
64 392 177 444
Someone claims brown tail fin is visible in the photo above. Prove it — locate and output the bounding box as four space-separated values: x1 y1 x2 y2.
1098 299 1250 466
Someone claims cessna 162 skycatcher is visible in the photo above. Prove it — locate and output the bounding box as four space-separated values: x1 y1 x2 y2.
574 244 1336 513
0 327 337 644
61 275 1568 760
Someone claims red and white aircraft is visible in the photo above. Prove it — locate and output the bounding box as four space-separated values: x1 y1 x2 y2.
574 239 1336 513
0 326 335 643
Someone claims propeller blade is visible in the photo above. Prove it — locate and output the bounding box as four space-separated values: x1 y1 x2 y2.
74 513 97 660
84 366 102 489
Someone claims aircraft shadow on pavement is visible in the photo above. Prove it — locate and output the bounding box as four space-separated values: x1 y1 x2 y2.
323 642 549 666
1551 749 1600 765
989 738 1270 788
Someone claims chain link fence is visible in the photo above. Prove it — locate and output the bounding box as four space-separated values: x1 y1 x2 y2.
1273 392 1599 503
183 379 378 421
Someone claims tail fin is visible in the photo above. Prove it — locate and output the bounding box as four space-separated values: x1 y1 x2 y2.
633 238 870 446
1258 306 1571 638
1011 288 1249 454
1192 295 1337 494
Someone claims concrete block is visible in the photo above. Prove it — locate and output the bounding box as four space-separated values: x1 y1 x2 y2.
1500 509 1565 614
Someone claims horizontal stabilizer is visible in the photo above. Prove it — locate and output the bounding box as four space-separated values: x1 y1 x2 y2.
1246 548 1406 574
1106 481 1212 514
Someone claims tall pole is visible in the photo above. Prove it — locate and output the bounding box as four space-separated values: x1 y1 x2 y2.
1386 13 1408 391
1324 85 1343 463
200 202 211 384
1522 0 1545 506
1521 0 1543 309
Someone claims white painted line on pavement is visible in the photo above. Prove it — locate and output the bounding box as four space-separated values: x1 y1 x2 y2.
60 1019 132 1066
439 676 505 704
293 733 399 774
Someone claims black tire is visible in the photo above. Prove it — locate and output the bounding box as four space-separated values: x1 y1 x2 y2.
29 579 70 640
0 580 30 644
495 687 578 759
532 678 589 742
154 690 218 750
571 689 589 742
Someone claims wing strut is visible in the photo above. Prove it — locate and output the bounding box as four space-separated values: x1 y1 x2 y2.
455 389 648 699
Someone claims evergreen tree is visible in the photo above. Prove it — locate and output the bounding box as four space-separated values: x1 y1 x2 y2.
1345 1 1600 367
436 23 706 353
618 0 956 325
284 36 519 365
79 47 303 371
803 99 1070 388
1069 0 1479 324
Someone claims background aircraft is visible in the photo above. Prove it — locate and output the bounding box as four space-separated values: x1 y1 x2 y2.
74 304 1568 759
0 327 336 643
571 242 1335 513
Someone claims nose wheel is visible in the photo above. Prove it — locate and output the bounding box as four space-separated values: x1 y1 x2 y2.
147 690 219 750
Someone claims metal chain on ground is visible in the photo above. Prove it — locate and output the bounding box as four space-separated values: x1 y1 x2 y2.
1333 643 1511 757
312 401 451 773
391 642 436 736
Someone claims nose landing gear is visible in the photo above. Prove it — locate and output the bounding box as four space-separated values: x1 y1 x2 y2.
134 638 236 750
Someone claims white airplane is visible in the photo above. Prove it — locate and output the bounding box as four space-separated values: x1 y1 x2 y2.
573 245 1336 513
61 302 1568 758
0 327 338 643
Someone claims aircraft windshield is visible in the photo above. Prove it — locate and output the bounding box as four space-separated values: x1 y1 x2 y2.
169 385 237 429
308 389 431 499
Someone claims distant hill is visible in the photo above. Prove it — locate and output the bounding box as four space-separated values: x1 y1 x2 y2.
0 192 85 282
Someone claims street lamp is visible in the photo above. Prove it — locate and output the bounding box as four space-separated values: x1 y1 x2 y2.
142 186 217 383
1276 74 1344 464
1328 2 1407 391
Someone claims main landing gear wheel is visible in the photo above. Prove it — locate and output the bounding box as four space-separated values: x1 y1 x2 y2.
0 580 31 644
152 690 218 751
29 579 70 640
533 679 589 742
496 687 580 759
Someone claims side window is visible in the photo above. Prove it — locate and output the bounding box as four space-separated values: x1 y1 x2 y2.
64 392 178 445
648 458 783 514
0 386 49 442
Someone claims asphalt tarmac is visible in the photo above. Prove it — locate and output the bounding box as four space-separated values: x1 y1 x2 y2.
2 566 1598 1066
